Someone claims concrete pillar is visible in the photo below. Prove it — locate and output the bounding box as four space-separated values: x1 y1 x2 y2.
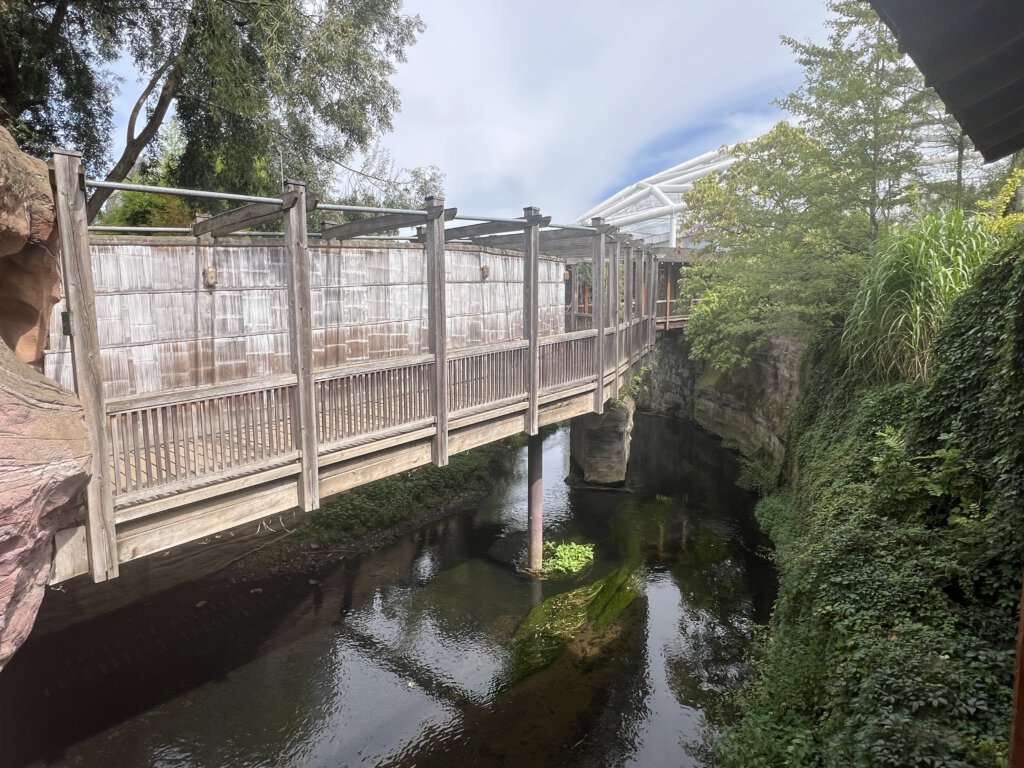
527 432 544 573
569 396 635 486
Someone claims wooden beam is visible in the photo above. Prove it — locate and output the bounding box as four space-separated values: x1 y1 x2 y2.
321 207 454 241
592 218 607 414
523 207 543 435
424 196 449 466
569 263 579 332
446 216 550 242
610 238 621 400
50 150 119 581
283 180 319 513
191 191 310 237
462 221 582 248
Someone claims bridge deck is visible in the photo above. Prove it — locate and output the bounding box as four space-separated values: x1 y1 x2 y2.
46 157 663 584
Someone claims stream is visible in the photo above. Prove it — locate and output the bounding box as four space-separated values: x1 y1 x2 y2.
0 414 775 768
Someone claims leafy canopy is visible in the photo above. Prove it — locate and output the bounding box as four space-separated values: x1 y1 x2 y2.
0 0 424 218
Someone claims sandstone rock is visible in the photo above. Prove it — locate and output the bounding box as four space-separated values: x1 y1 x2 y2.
0 125 61 368
692 336 804 464
639 329 804 465
0 341 89 670
570 396 635 486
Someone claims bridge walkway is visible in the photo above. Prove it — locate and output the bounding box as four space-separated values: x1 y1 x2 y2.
46 151 667 583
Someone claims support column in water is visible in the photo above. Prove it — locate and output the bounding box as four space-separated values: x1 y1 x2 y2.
527 432 544 573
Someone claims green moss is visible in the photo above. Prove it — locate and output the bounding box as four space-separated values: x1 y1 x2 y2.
288 439 518 550
503 563 644 684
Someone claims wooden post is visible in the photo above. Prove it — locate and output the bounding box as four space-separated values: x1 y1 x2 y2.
523 206 543 436
647 252 657 350
591 218 607 414
50 150 119 581
624 241 634 326
610 238 621 399
569 264 579 332
283 180 319 513
527 432 544 573
641 251 648 326
665 262 673 325
424 196 449 465
1011 577 1024 768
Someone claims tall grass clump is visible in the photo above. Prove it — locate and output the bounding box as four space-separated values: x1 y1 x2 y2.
842 209 997 383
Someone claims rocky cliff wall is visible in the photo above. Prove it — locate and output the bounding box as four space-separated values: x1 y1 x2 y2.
0 342 89 670
639 330 804 465
0 127 90 670
0 126 61 369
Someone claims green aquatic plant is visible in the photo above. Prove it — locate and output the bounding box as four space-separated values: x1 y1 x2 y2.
541 541 595 576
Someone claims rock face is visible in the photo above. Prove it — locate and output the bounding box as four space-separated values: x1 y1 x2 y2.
640 330 697 421
0 341 90 670
639 330 804 465
570 396 635 486
0 126 61 369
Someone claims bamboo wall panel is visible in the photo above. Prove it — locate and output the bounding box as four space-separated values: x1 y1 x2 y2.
45 239 566 398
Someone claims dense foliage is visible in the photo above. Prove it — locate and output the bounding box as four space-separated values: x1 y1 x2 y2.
679 1 1008 372
715 241 1024 766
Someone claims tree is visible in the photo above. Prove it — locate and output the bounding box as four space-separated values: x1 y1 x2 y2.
778 0 929 242
680 124 867 368
0 0 423 220
679 1 946 369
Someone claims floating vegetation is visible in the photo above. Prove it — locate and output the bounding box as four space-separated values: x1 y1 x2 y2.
541 541 595 577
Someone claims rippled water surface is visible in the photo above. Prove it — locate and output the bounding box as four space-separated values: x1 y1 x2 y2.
0 415 775 768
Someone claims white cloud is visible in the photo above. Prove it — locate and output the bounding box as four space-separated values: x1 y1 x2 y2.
383 0 830 221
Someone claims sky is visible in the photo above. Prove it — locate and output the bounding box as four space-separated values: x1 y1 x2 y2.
376 0 832 223
105 0 833 223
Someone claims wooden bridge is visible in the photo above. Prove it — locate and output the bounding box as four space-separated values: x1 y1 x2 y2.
45 150 687 584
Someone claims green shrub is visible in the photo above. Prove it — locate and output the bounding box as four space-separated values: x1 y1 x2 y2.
541 541 595 576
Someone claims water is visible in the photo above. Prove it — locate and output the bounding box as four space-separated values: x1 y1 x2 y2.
0 414 775 768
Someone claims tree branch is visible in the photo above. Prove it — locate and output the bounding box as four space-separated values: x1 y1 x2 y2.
126 58 172 144
85 51 185 222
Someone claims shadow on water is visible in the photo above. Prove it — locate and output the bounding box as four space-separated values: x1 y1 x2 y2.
0 414 774 768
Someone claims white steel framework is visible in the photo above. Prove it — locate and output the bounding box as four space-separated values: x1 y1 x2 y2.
578 148 735 247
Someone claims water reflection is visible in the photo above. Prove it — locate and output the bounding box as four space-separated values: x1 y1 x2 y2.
0 415 774 768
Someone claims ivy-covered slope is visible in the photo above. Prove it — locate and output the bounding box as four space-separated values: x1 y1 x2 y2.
717 241 1024 766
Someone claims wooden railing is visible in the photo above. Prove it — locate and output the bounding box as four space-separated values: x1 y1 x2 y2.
100 323 653 505
448 341 527 413
539 329 596 390
315 356 434 447
106 376 300 504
